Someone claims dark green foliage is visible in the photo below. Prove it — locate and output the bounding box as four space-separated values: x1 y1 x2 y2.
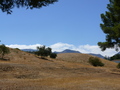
50 53 57 59
89 57 104 67
117 63 120 69
98 0 120 51
110 54 120 60
35 45 57 59
0 0 58 14
36 45 52 58
15 48 20 50
0 44 10 59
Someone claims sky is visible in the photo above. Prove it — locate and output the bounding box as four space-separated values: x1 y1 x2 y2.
0 0 118 56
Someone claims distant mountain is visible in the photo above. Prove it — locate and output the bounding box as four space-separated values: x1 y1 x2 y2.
54 49 81 54
21 49 104 59
54 49 104 59
88 53 104 59
21 49 37 52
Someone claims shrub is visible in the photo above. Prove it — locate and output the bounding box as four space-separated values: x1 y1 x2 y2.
89 57 104 67
117 63 120 69
36 46 52 58
50 53 57 59
0 44 10 59
15 48 20 50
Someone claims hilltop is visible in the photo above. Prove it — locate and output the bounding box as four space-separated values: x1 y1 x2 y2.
0 48 120 90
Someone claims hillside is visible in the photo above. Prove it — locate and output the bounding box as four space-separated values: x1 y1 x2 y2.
0 48 120 90
57 53 117 68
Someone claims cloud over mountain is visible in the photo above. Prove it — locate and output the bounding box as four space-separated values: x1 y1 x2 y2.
6 44 42 49
6 42 117 57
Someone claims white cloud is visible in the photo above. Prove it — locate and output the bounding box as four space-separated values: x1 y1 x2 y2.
76 44 117 57
6 42 118 57
50 43 117 57
49 42 75 52
6 44 42 49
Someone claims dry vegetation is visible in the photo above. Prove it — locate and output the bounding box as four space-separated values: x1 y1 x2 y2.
0 48 120 90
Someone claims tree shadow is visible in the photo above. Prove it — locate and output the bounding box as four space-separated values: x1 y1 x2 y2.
41 57 53 62
0 58 10 61
36 56 53 62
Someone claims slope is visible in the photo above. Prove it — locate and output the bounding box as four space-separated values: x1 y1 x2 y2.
0 48 120 90
57 53 117 68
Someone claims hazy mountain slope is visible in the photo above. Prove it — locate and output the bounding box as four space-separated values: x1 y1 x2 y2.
21 49 37 52
54 49 105 59
22 49 105 59
54 49 81 54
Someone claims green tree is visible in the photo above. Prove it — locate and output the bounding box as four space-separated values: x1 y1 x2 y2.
98 0 120 51
109 54 120 60
36 45 52 59
50 53 57 59
0 44 10 59
0 0 58 14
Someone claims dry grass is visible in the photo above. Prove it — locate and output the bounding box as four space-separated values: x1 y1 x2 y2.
57 53 117 68
0 49 120 90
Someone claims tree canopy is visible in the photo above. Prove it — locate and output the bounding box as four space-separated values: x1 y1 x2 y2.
35 45 51 58
0 0 58 14
0 44 10 59
35 45 57 59
110 54 120 60
98 0 120 51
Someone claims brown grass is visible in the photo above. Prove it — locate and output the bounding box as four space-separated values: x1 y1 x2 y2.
0 49 120 90
57 53 117 68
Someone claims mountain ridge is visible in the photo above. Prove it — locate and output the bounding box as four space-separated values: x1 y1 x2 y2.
22 49 104 59
54 49 104 59
54 49 81 54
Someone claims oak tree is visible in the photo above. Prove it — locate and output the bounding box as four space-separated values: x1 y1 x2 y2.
36 45 52 59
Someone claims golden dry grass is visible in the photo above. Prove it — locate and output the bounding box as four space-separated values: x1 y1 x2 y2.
0 49 120 90
57 53 117 68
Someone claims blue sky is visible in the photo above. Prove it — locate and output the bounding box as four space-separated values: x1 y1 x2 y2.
1 0 118 56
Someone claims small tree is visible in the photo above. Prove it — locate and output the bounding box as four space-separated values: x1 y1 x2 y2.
89 57 104 67
36 45 52 59
117 63 120 69
50 53 57 59
0 44 10 59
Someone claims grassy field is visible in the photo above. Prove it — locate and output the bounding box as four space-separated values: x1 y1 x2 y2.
0 48 120 90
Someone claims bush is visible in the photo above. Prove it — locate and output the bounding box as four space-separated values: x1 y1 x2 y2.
89 57 104 67
36 46 52 58
50 53 57 59
15 48 20 50
117 63 120 69
0 44 10 59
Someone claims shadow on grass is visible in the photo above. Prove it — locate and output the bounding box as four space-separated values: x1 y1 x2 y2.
36 56 53 62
